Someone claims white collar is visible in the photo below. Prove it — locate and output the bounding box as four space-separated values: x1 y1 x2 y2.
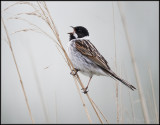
76 36 90 40
69 36 90 42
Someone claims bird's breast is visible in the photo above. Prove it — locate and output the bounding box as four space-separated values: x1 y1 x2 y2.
67 40 106 77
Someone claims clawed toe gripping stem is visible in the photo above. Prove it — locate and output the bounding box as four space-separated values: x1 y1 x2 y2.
70 69 90 94
70 68 79 76
81 87 89 94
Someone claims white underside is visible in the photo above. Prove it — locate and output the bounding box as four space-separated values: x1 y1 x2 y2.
67 38 107 77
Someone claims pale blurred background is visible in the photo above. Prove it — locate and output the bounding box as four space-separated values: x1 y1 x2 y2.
1 1 159 124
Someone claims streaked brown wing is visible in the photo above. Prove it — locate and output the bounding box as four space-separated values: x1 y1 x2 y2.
75 39 111 70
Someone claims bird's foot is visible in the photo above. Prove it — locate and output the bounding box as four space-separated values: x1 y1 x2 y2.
70 69 78 76
81 87 88 94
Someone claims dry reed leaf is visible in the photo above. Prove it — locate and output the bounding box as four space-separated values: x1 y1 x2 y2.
15 11 46 21
8 17 60 47
11 28 41 35
4 1 38 12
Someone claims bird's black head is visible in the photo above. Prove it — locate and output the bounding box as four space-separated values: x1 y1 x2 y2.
73 26 89 38
69 26 89 38
68 26 89 41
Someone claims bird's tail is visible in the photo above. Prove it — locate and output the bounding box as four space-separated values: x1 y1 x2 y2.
105 69 136 91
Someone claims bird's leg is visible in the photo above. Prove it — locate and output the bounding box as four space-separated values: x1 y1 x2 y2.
70 68 79 76
82 76 93 94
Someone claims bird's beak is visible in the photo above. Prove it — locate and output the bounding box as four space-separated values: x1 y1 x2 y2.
67 32 73 34
70 26 75 29
67 26 75 34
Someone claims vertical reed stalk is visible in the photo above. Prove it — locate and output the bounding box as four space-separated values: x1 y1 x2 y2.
147 65 159 123
2 17 35 123
117 2 150 123
112 2 119 123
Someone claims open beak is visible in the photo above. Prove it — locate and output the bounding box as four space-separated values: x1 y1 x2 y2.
67 26 75 34
67 32 73 34
70 26 74 29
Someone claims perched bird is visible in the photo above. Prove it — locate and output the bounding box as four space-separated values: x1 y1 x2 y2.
67 26 136 93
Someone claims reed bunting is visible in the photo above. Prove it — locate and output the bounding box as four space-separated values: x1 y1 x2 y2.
67 26 136 93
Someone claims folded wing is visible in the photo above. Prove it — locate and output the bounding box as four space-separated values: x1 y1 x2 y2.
75 39 111 71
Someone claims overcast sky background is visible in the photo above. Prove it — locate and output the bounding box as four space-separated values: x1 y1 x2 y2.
1 1 159 124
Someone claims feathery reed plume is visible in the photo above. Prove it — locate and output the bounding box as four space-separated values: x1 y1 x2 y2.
5 1 105 123
147 64 159 123
117 2 150 123
1 17 35 124
3 1 22 11
112 2 119 123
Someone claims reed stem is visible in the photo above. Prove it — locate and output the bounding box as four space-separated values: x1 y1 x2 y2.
2 17 35 124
